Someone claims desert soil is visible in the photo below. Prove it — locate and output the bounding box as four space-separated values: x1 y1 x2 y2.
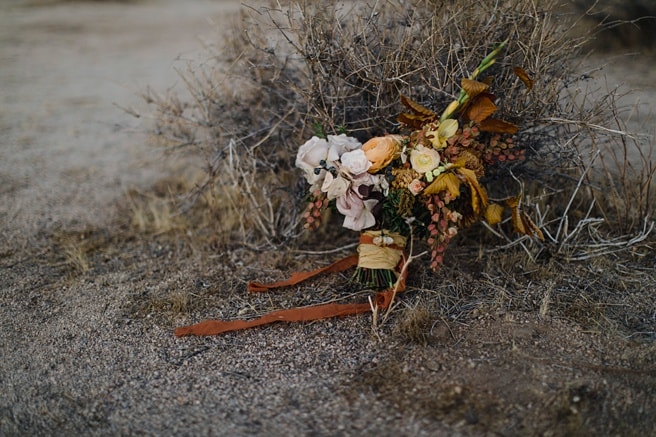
1 1 655 436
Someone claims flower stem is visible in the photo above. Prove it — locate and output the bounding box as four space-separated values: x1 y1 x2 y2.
439 39 509 122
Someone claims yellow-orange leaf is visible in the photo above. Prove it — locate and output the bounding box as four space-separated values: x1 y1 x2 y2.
398 95 437 129
485 203 504 225
457 167 488 215
506 193 523 231
520 212 544 240
465 95 497 123
423 172 461 198
513 66 534 90
400 94 436 118
506 194 544 240
505 193 520 209
461 78 490 100
398 113 433 129
478 118 519 134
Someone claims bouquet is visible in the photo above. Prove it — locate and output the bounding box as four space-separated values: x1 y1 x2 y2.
174 40 544 337
296 40 543 288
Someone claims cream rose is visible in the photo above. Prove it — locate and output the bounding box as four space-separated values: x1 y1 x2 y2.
326 134 362 162
340 149 371 175
410 145 441 174
295 136 330 186
362 135 403 173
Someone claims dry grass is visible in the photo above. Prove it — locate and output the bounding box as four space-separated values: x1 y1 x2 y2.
49 229 111 276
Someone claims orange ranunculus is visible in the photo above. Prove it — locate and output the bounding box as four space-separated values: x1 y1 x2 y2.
362 135 403 173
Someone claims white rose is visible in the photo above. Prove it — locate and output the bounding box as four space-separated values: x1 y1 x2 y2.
340 149 371 175
326 134 362 162
321 172 350 200
296 136 330 186
410 145 441 174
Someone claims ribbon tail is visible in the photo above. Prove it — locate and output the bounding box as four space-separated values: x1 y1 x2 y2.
248 254 359 292
174 252 408 337
174 301 373 337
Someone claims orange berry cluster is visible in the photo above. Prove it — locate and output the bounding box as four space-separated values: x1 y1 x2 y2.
302 190 328 230
424 194 459 271
481 134 525 164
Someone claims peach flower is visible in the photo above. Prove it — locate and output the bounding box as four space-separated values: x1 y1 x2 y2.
362 135 403 173
408 178 424 196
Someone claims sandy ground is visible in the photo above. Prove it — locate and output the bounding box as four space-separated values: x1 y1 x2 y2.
1 1 655 436
0 0 241 250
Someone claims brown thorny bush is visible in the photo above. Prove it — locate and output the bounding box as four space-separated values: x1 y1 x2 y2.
145 0 654 262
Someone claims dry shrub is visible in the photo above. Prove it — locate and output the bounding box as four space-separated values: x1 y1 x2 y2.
145 0 654 259
571 0 656 51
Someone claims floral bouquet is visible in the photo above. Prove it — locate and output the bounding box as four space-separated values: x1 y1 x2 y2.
295 39 543 288
174 40 544 337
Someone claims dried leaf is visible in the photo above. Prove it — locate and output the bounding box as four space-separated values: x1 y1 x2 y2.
478 118 519 134
513 66 534 90
461 78 490 99
400 94 437 118
520 212 544 240
424 172 461 198
506 193 523 231
465 94 497 123
457 167 488 215
398 113 433 129
506 194 543 239
398 95 437 129
485 203 504 225
505 193 521 209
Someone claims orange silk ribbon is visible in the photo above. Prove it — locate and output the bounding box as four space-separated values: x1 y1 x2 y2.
174 252 406 337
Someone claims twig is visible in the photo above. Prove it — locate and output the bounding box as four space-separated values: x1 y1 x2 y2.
381 228 427 324
555 149 600 243
541 117 640 140
291 243 359 255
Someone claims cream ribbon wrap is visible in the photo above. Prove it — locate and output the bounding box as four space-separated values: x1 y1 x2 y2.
357 230 407 270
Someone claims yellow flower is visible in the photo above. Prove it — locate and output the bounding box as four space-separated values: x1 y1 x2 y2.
410 145 441 174
362 135 403 173
426 119 459 149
